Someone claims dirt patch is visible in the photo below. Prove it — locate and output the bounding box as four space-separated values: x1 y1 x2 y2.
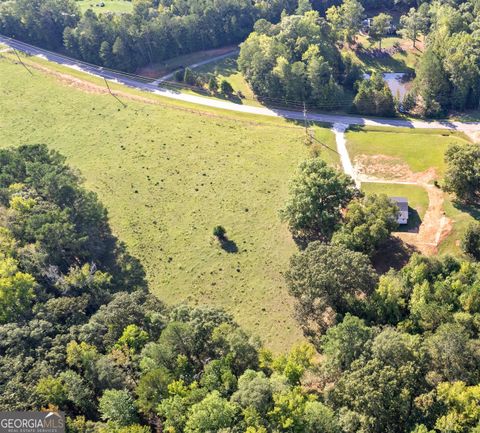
395 185 452 255
354 154 437 183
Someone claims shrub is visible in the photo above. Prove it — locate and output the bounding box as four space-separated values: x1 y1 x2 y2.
213 226 226 239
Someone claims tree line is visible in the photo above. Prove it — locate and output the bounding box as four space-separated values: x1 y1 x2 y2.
0 0 295 72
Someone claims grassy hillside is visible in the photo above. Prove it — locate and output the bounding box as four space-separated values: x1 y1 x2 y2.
0 54 337 351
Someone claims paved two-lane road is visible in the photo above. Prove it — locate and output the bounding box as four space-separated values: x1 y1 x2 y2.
2 35 480 134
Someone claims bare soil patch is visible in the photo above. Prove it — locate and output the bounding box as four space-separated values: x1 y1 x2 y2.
395 185 452 255
355 154 437 183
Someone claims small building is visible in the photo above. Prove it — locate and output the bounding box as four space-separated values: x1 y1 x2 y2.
391 197 408 225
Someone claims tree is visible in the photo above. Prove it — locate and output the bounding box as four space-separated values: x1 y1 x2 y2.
231 370 273 414
353 73 395 117
184 391 238 433
116 324 149 353
434 381 480 433
136 367 173 415
326 0 364 46
99 389 139 426
285 242 378 340
411 49 450 117
280 158 359 243
320 314 372 373
296 0 312 15
425 323 480 384
399 7 426 49
238 12 344 110
184 68 197 86
208 76 218 93
0 257 35 324
332 355 425 433
461 222 480 261
369 13 392 49
220 79 234 95
332 194 399 257
444 143 480 204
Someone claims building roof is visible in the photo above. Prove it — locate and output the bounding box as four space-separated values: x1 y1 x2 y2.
390 197 408 212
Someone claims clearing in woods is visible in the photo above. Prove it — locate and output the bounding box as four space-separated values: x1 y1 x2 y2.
347 127 474 256
0 52 339 352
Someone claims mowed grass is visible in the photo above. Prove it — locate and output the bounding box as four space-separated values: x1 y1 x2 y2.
76 0 133 13
346 127 470 178
361 182 429 231
0 55 337 351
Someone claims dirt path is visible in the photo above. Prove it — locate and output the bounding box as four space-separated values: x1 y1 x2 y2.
395 184 452 255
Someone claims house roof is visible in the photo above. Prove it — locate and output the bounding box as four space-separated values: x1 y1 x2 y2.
390 197 408 212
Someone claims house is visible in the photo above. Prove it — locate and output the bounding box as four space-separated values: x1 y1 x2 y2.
361 18 397 35
391 197 408 225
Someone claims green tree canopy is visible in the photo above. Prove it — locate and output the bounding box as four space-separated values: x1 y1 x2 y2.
280 158 359 243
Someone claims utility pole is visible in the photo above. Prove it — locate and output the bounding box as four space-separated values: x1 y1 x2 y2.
13 48 33 75
303 102 313 146
104 78 127 108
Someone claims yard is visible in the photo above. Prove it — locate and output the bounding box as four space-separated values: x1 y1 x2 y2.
75 0 133 14
361 182 429 232
348 126 476 256
346 126 470 181
344 35 423 73
0 52 340 352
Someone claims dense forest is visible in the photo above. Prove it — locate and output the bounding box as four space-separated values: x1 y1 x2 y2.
0 145 479 433
0 0 294 71
238 0 480 113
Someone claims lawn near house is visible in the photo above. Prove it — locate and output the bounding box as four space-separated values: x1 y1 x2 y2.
361 182 429 232
346 127 470 181
0 53 340 352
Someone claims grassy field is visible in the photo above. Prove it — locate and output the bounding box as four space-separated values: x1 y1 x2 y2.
346 127 470 179
76 0 133 13
361 182 429 231
0 54 340 351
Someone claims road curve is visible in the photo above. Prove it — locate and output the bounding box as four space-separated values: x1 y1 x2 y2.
2 35 480 133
